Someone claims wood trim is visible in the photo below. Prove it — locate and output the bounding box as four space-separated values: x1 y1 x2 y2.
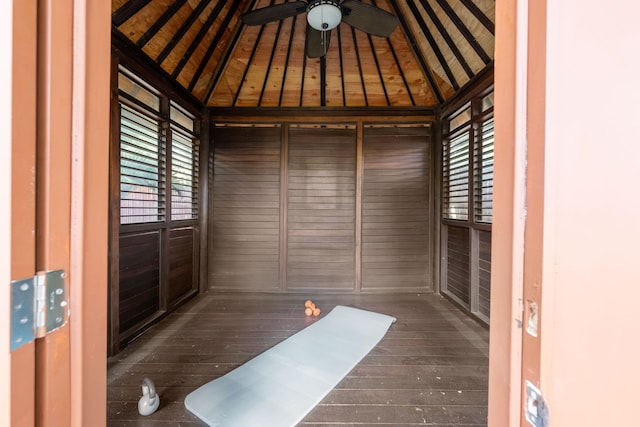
210 106 437 122
108 51 122 355
280 124 289 290
520 0 547 424
198 112 211 293
35 0 74 424
69 0 111 424
5 1 38 425
488 0 526 423
439 64 494 118
354 122 364 291
432 123 442 293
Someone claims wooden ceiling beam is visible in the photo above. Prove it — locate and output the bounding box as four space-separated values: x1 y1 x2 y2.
460 0 495 35
419 0 474 79
205 0 259 104
406 0 459 90
156 0 212 65
261 19 286 105
367 34 390 105
352 27 368 106
389 2 444 104
172 1 227 79
278 15 299 106
434 0 491 64
190 0 245 94
112 0 153 27
136 0 189 48
209 106 437 123
336 26 346 107
371 0 415 106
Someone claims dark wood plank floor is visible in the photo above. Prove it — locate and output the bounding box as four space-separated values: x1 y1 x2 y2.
107 292 489 426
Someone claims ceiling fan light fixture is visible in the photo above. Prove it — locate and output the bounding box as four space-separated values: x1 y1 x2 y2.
307 0 342 31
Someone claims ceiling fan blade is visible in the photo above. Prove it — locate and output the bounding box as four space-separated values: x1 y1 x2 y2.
305 25 332 58
340 0 399 37
242 2 307 26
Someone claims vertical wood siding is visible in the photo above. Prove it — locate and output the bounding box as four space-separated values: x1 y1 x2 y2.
445 225 470 304
287 127 357 290
168 227 195 304
478 229 491 317
210 126 281 290
118 231 160 334
208 123 436 293
361 127 433 291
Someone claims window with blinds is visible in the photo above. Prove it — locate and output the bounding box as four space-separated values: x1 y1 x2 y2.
443 127 470 220
171 127 199 220
120 104 166 224
118 69 199 225
474 117 494 223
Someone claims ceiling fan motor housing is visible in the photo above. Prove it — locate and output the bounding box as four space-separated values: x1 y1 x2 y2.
307 0 342 31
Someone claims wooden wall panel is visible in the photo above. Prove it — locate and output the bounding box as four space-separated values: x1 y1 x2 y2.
478 229 491 317
361 127 433 291
118 231 160 334
210 126 281 290
168 227 195 304
287 127 357 290
444 225 470 305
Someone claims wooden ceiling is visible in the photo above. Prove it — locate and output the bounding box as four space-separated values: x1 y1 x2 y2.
112 0 495 108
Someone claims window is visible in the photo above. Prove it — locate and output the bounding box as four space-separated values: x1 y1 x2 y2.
443 127 470 220
120 105 165 224
118 69 199 225
474 117 494 223
442 93 494 225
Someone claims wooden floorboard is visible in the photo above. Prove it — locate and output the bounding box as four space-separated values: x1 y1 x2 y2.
107 292 489 426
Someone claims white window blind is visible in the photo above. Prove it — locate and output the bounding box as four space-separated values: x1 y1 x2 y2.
171 127 199 220
474 117 494 223
120 105 166 224
443 127 470 220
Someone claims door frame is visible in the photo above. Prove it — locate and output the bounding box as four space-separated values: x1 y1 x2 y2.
1 1 111 425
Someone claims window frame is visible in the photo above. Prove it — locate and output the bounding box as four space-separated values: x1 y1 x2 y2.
117 67 201 229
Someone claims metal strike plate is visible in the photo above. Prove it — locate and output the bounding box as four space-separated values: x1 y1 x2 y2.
10 270 68 352
525 380 550 427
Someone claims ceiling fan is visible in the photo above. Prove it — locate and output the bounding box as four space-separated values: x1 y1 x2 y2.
242 0 400 58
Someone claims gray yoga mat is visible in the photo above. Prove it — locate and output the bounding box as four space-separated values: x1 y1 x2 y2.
184 305 396 427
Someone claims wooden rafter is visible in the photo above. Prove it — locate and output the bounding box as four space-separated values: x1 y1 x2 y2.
406 0 459 90
112 0 153 27
156 0 212 65
419 0 474 79
460 0 495 34
434 0 491 64
172 1 227 79
188 0 245 92
135 0 189 48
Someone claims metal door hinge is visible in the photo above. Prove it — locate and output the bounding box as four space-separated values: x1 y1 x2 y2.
11 270 69 352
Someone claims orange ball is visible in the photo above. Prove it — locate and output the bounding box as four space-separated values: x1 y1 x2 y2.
313 307 321 317
304 307 313 317
304 300 314 309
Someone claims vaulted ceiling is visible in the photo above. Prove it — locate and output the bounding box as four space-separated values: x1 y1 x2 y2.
112 0 494 108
